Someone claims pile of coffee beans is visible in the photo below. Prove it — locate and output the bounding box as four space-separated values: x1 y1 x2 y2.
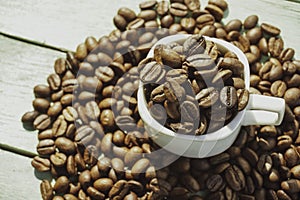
21 0 300 199
140 34 249 135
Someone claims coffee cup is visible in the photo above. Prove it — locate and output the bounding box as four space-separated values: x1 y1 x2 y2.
137 34 285 158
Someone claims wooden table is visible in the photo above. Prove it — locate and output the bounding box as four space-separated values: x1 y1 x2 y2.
0 0 299 199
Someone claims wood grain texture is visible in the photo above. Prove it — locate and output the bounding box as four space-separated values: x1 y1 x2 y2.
0 35 64 152
0 150 44 200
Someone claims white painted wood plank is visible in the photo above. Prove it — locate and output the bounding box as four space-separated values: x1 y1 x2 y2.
0 35 64 152
0 0 299 54
0 150 44 200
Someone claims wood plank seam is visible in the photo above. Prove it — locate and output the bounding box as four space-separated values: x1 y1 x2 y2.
0 31 72 53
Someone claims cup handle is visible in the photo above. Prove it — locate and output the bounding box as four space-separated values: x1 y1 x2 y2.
241 94 285 126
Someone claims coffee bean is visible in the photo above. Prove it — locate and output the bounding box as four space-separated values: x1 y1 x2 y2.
33 114 51 130
181 17 196 33
225 165 246 191
40 180 53 200
156 45 183 68
270 80 287 97
47 102 62 117
34 84 51 98
284 88 300 106
93 178 114 194
246 27 262 44
268 37 284 58
50 152 67 167
47 73 61 91
33 98 50 113
22 110 39 124
52 115 67 137
128 18 145 30
244 15 258 29
32 156 51 172
164 79 186 102
139 0 157 10
208 0 228 11
206 174 224 192
157 1 169 16
132 158 150 177
55 137 76 154
219 86 237 109
180 174 200 192
38 129 54 140
37 139 55 155
196 87 219 108
180 100 199 124
237 89 249 111
75 125 95 146
281 179 300 193
225 19 242 32
257 154 273 175
205 4 224 22
183 34 206 56
138 10 156 21
261 22 281 36
140 61 166 84
170 3 188 17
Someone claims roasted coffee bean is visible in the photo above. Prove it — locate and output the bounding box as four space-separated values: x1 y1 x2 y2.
138 10 156 21
32 156 51 172
237 89 249 111
156 45 183 68
40 180 53 200
196 87 219 108
21 110 39 124
206 174 224 192
157 1 169 16
170 3 188 17
109 180 129 199
55 137 76 154
85 101 100 121
95 66 114 83
79 170 92 189
261 22 281 36
183 34 206 56
208 0 228 11
180 100 199 123
66 155 77 176
140 61 165 84
75 43 88 61
225 19 242 32
164 79 186 102
284 88 300 106
93 178 114 194
128 18 145 30
270 80 287 97
34 84 51 98
132 158 150 177
50 152 67 167
180 174 200 192
52 115 67 137
268 37 284 58
38 129 54 140
100 109 115 127
257 154 273 175
53 176 69 194
37 139 55 155
246 27 262 44
205 4 224 22
47 102 62 117
181 17 196 33
118 7 136 22
220 86 237 109
149 103 167 124
139 0 157 10
281 179 300 193
244 15 258 29
259 58 283 81
47 73 61 91
33 98 50 113
75 125 95 146
225 165 246 191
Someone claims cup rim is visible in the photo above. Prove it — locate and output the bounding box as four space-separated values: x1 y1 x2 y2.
137 34 250 141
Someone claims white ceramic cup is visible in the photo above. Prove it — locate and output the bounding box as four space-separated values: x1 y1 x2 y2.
137 34 285 158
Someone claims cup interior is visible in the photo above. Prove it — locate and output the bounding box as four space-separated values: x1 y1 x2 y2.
138 34 250 141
